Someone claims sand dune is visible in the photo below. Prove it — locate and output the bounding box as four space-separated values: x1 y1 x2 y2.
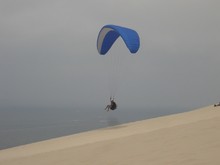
0 105 220 165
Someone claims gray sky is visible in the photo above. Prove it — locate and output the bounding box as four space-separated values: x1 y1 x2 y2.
0 0 220 110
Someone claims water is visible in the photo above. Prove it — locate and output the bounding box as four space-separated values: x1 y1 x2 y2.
0 106 187 150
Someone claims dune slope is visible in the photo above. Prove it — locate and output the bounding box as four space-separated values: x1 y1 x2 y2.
0 105 220 165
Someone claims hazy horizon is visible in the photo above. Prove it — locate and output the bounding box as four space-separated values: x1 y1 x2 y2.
1 0 220 110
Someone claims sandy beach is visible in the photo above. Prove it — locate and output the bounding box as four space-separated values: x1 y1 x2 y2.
0 105 220 165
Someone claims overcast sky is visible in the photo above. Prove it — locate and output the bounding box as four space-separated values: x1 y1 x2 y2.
0 0 219 110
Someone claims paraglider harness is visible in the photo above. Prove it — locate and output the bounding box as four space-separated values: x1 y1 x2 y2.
110 100 117 110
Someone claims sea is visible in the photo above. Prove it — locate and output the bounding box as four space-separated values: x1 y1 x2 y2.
0 106 188 150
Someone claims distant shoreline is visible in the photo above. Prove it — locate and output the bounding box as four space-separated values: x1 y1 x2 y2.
0 106 188 150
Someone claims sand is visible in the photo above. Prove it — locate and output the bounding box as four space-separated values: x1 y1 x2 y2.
0 105 220 165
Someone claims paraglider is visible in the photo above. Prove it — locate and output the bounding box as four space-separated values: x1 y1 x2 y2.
105 97 117 111
97 25 140 111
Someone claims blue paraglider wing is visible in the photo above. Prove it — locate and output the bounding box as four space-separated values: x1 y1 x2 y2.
97 25 140 55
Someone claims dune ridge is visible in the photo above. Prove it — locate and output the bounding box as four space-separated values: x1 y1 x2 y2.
0 105 220 165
